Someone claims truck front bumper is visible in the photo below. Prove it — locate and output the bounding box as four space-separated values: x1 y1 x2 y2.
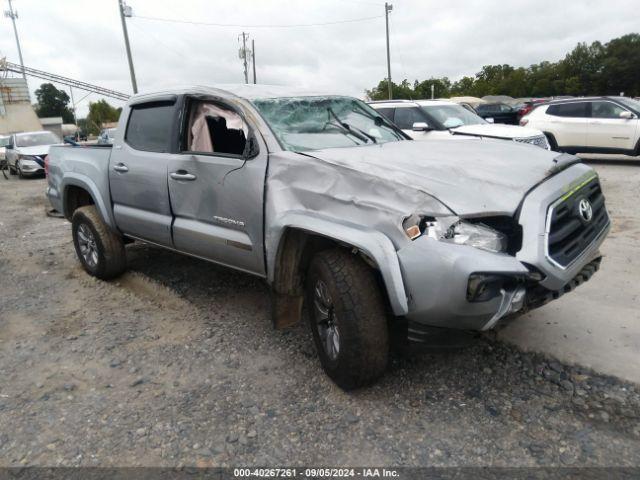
396 235 604 333
395 163 609 334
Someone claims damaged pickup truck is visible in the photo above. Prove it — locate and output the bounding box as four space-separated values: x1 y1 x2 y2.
46 85 610 389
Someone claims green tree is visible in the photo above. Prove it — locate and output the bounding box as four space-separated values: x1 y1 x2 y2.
85 100 121 135
34 83 75 123
367 32 640 100
414 77 451 99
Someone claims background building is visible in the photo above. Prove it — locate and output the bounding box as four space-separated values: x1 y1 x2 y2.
0 77 42 134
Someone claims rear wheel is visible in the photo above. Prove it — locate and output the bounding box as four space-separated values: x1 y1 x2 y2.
305 248 389 390
71 206 126 280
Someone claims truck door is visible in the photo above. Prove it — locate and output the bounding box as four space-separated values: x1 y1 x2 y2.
167 98 268 276
109 98 181 247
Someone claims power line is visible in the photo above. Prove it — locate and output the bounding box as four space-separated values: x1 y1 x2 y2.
128 21 185 60
0 60 130 101
132 14 384 29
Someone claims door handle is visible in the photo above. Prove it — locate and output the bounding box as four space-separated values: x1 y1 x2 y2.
113 163 129 173
170 171 196 181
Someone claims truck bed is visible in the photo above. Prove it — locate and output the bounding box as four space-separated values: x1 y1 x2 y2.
46 144 113 220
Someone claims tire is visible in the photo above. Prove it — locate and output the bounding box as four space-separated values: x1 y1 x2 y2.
71 205 126 280
8 164 16 175
305 248 389 390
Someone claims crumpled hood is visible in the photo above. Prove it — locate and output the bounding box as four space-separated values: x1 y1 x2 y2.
300 138 575 216
451 123 544 139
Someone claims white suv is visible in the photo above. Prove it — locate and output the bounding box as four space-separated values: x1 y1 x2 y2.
368 99 550 149
521 96 640 155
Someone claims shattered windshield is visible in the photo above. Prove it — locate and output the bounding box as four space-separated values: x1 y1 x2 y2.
252 96 406 151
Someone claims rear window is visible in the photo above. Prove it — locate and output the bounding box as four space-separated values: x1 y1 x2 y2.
546 102 589 118
125 101 175 152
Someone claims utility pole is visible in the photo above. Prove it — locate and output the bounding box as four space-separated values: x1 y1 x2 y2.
239 32 249 84
385 3 393 100
4 0 25 79
431 84 434 99
69 86 77 125
252 39 256 84
118 0 138 94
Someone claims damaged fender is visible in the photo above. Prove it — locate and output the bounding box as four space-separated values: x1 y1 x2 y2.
267 212 409 316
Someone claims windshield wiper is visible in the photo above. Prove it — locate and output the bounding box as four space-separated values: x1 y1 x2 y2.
350 102 406 139
326 107 376 144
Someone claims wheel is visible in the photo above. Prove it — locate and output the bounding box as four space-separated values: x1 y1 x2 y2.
9 163 17 175
71 205 126 280
305 248 389 390
16 159 24 178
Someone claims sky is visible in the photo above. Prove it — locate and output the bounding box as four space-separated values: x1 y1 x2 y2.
1 0 639 117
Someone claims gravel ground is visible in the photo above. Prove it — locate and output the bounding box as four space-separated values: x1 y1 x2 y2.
1 173 640 468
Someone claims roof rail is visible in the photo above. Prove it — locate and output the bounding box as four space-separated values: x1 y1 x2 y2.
367 99 416 104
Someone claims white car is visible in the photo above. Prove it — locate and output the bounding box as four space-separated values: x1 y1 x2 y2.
5 130 61 177
520 96 640 155
0 135 10 162
368 99 550 149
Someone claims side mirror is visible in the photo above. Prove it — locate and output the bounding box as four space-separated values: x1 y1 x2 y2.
243 135 260 159
412 122 431 132
6 143 13 149
486 117 495 124
619 111 635 120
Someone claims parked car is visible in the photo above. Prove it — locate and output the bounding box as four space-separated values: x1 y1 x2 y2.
5 130 61 177
0 135 10 161
515 98 548 119
46 85 609 389
521 96 640 155
369 100 550 149
97 128 117 145
475 103 520 125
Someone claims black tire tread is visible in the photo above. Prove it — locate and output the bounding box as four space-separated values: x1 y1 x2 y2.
308 248 389 389
72 206 126 280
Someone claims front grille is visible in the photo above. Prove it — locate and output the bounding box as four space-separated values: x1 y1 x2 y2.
546 177 609 268
514 135 550 149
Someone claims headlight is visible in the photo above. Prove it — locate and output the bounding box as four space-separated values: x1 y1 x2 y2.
403 216 507 253
18 157 40 167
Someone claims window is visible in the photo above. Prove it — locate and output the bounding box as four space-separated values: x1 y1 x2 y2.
125 101 175 152
375 107 395 122
591 101 627 119
546 102 589 118
185 101 248 156
15 131 60 147
394 107 427 129
422 104 485 129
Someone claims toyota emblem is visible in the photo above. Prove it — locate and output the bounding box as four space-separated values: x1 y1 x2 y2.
578 198 593 222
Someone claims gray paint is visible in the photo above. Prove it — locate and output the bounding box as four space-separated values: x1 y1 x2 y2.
46 84 609 331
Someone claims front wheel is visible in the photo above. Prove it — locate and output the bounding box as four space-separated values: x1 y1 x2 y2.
306 248 389 390
71 206 127 280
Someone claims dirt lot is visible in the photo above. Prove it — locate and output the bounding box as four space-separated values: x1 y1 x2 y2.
1 165 640 468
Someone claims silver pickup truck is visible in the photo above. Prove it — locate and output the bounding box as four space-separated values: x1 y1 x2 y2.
46 85 610 389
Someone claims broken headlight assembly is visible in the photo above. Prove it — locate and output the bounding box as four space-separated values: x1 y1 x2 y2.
403 215 507 253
